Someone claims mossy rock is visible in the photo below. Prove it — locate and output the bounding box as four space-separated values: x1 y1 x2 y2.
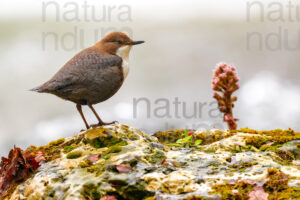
212 181 254 199
66 151 82 159
245 135 269 148
120 182 154 200
278 140 300 160
105 146 123 154
84 135 125 149
4 125 300 200
63 145 76 153
263 168 300 199
78 160 93 168
275 149 295 161
81 183 100 200
149 150 166 164
49 138 65 146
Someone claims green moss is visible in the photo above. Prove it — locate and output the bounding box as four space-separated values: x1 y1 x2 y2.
49 138 65 146
155 128 258 148
86 163 105 174
34 135 84 162
273 136 295 144
150 150 165 164
119 124 139 140
234 128 300 145
212 180 254 199
83 127 124 148
206 130 233 144
78 160 93 168
273 129 283 133
81 183 100 200
230 161 256 170
155 129 233 145
63 145 76 153
204 148 216 154
116 140 128 146
36 138 67 161
263 168 300 199
263 129 299 143
245 136 269 148
105 145 123 154
66 151 82 159
97 145 123 160
96 145 122 160
37 145 61 161
259 144 280 152
264 168 288 191
154 129 186 143
102 154 111 160
84 135 124 149
211 168 300 199
259 143 296 164
232 128 258 134
236 129 300 160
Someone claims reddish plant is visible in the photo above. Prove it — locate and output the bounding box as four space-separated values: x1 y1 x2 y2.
0 146 45 197
212 63 239 130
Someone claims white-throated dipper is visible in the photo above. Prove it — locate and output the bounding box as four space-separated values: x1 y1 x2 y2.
31 32 144 129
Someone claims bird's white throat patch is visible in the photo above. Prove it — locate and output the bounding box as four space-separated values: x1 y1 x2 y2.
117 45 131 79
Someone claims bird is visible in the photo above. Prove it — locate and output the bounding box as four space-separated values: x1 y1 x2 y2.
31 32 144 129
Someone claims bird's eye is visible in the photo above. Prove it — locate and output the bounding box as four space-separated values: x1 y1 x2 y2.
117 40 122 44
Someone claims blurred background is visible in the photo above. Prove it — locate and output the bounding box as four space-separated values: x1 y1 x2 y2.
0 0 299 157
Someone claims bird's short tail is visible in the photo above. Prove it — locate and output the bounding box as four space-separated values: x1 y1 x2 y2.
29 87 44 93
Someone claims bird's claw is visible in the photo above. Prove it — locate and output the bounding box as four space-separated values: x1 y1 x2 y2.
90 121 118 128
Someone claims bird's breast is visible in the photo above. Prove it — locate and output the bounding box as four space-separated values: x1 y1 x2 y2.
122 58 129 79
116 45 131 80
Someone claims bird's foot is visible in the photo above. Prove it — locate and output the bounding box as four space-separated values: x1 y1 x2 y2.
90 121 118 128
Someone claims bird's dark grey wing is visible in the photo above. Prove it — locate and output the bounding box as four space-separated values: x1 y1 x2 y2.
38 48 123 93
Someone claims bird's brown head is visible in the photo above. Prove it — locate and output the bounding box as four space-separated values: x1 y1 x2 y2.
95 32 144 57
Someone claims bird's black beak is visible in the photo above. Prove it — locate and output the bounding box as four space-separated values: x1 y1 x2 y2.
131 41 144 45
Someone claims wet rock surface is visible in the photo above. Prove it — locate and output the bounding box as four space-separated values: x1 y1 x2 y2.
3 125 300 200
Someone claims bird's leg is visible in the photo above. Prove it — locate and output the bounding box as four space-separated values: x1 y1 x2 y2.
88 104 117 126
76 104 90 129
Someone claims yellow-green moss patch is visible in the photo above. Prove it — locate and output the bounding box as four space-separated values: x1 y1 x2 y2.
105 146 123 154
49 138 65 146
66 151 82 159
63 145 76 153
245 135 269 148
